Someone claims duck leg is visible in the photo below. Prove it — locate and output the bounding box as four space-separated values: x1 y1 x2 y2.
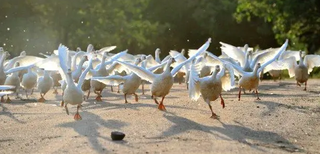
134 93 138 102
25 89 28 99
124 93 128 103
38 94 46 102
6 95 11 103
238 87 242 101
220 94 225 108
206 99 218 119
60 100 64 107
65 104 69 115
141 82 145 95
117 85 120 93
74 105 82 120
86 90 91 100
94 90 102 102
303 81 307 91
110 86 114 92
158 96 166 111
152 95 159 104
297 82 301 87
1 96 5 102
53 87 58 94
255 89 261 100
31 88 34 95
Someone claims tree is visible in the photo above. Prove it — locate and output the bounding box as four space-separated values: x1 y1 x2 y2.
235 0 320 53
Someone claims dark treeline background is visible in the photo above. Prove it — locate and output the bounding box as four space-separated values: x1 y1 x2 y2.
1 0 320 58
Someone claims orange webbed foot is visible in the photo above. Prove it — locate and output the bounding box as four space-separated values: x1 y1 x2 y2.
5 97 11 103
53 89 58 94
210 114 220 119
95 96 102 102
38 97 46 102
158 103 166 111
74 113 82 120
60 101 64 107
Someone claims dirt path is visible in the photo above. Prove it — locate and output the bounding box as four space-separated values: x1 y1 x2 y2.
0 79 319 154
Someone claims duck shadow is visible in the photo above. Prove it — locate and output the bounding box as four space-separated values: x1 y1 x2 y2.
255 101 310 116
56 111 132 153
82 99 206 113
0 103 25 124
153 113 302 153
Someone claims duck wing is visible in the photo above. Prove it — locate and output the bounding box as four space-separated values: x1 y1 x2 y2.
171 38 211 76
258 39 289 73
91 75 127 86
188 64 201 101
219 42 246 67
77 57 93 88
304 55 320 74
116 60 156 83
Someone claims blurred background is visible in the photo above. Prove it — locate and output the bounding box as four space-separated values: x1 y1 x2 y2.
1 0 320 58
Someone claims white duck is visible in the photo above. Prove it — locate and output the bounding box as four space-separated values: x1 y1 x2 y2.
116 38 211 110
230 40 288 100
37 68 54 102
170 49 187 84
0 51 9 85
0 85 15 102
72 55 88 82
92 58 143 103
260 50 301 81
4 62 21 102
50 71 62 94
58 45 92 120
90 50 128 101
277 51 320 90
189 65 227 119
220 42 282 76
21 67 37 99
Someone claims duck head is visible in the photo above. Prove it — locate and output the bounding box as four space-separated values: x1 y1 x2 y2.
82 55 88 61
140 55 146 61
87 44 94 53
14 62 20 67
155 48 161 55
20 51 26 56
181 49 185 56
67 68 72 75
215 65 221 73
134 58 142 65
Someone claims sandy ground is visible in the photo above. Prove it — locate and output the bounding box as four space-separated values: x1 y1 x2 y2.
0 79 320 154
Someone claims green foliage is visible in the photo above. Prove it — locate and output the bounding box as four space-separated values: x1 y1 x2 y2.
0 0 319 59
235 0 320 53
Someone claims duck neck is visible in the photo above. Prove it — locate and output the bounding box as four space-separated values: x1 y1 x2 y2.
71 53 81 70
0 54 7 71
27 68 32 74
66 73 76 87
298 55 304 66
210 70 218 80
155 51 160 63
99 56 106 70
164 60 171 73
76 58 86 72
253 65 259 76
44 70 49 78
244 53 250 68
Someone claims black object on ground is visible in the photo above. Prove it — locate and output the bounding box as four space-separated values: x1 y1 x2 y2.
111 131 125 141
